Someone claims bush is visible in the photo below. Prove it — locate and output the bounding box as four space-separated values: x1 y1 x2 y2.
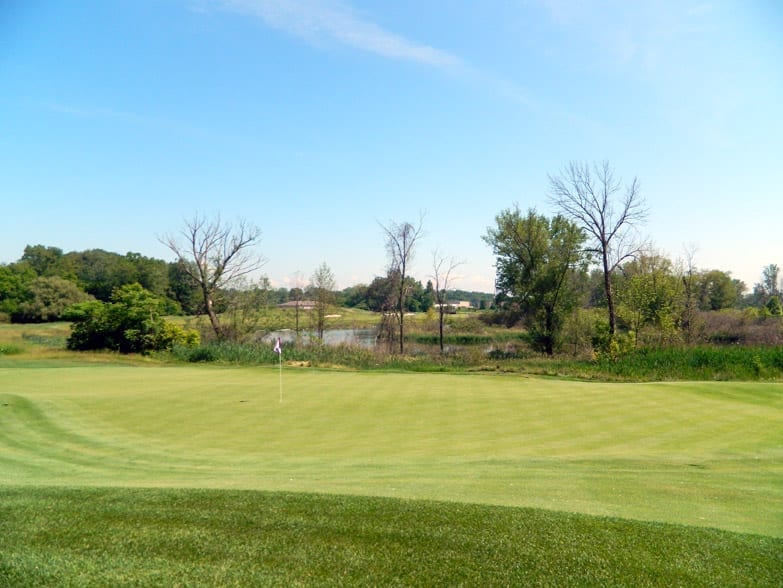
11 277 93 323
66 283 191 354
0 344 23 356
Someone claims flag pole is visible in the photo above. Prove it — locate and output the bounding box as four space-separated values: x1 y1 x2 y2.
274 337 283 403
278 346 283 403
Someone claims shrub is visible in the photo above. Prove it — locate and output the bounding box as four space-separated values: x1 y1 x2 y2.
0 344 23 356
12 277 93 323
66 283 183 354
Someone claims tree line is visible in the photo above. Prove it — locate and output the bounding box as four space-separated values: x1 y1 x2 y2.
1 161 780 356
483 161 782 355
0 246 485 321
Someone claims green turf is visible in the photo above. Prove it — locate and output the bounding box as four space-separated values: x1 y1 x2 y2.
2 486 781 587
2 365 781 538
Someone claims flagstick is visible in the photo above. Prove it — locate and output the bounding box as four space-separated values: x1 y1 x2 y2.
278 349 283 403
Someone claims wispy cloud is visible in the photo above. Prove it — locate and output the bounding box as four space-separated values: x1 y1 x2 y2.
214 0 547 112
218 0 461 70
210 1 590 124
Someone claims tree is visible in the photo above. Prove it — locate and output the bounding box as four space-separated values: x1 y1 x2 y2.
618 252 681 347
161 215 264 340
548 161 648 336
762 264 781 297
340 284 369 309
289 271 306 338
66 283 196 353
754 264 781 308
680 245 700 344
167 260 202 314
62 249 137 301
12 276 93 322
309 262 336 341
379 215 424 353
0 263 35 317
766 296 782 316
431 250 463 353
698 270 742 310
364 274 398 313
20 245 63 276
483 207 587 355
223 276 271 340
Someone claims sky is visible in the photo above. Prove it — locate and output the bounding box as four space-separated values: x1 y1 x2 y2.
1 0 781 293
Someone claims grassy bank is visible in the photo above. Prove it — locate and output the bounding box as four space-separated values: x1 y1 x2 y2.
2 486 780 586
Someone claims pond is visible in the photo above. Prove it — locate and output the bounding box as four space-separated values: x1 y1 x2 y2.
260 328 378 349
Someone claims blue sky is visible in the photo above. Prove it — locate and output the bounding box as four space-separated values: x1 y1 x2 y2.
1 1 781 292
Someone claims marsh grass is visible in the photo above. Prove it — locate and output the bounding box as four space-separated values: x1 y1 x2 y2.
592 346 783 381
1 486 780 587
3 320 783 380
166 339 783 380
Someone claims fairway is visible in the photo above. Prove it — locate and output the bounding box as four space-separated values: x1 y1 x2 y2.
1 364 781 537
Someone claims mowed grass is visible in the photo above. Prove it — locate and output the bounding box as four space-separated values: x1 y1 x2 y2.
2 364 781 538
2 486 781 587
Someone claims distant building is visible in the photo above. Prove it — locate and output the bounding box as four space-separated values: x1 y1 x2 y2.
434 301 473 313
278 300 316 310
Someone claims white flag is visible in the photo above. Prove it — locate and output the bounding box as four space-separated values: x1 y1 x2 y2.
273 337 281 354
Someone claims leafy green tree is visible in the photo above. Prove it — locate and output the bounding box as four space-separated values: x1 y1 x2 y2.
62 249 137 301
619 253 681 347
339 284 369 309
20 245 64 276
483 207 587 355
167 260 203 314
697 270 742 311
765 295 782 316
365 274 397 313
0 263 36 317
413 279 435 313
66 283 194 353
762 264 781 298
125 252 170 298
12 276 93 322
751 264 781 309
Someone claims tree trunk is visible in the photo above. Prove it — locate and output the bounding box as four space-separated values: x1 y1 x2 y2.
438 307 445 353
603 250 616 335
204 295 223 340
544 306 555 356
398 310 404 354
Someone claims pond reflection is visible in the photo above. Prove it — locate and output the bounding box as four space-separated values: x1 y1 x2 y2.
261 328 378 348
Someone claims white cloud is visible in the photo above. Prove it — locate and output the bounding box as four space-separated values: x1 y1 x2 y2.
218 0 461 70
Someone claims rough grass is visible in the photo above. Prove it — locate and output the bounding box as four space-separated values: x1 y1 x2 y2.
1 486 781 587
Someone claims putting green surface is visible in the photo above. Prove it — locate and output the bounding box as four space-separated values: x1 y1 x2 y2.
1 364 781 537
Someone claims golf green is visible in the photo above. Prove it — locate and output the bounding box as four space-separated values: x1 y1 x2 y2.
1 364 781 537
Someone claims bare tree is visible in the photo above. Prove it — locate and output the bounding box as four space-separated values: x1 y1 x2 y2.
380 215 424 353
289 271 306 339
548 161 648 335
309 262 336 342
680 244 699 344
161 214 264 340
431 250 463 354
